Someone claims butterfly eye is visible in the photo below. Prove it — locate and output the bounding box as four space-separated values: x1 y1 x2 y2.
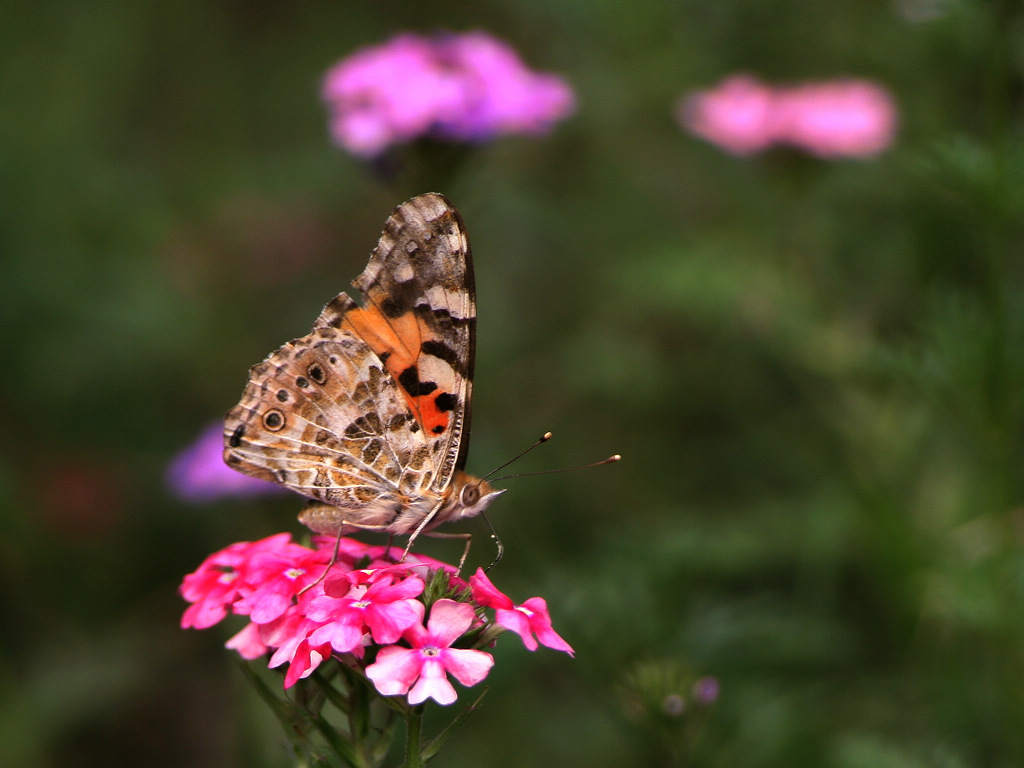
307 363 327 384
460 483 481 507
263 409 286 431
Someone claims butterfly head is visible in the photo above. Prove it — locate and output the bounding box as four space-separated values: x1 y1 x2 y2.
443 471 505 523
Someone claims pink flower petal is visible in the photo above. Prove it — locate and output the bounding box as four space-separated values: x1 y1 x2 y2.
225 622 267 660
424 599 475 646
308 615 365 653
441 648 494 687
469 568 515 610
366 645 422 696
495 607 538 650
365 599 424 644
408 658 458 705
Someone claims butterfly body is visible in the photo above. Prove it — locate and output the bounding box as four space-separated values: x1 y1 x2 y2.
223 193 502 543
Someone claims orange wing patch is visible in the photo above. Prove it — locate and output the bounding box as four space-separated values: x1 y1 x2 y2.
341 304 456 437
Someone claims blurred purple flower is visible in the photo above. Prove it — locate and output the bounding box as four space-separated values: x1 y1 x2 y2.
678 75 897 159
693 675 720 705
167 423 282 503
322 31 574 157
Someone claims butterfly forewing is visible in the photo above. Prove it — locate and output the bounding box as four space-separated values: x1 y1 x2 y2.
333 193 475 491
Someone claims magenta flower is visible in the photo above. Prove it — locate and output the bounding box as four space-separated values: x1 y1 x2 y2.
232 545 331 624
322 31 574 157
180 533 295 629
365 599 494 705
166 423 282 502
263 607 334 687
678 75 897 158
182 533 570 712
306 568 425 653
469 569 574 656
183 537 576 758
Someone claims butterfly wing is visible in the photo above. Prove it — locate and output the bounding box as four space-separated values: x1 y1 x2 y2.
223 295 435 529
334 193 475 493
222 193 475 531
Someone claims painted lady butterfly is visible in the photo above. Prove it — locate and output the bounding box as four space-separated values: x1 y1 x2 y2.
223 193 503 557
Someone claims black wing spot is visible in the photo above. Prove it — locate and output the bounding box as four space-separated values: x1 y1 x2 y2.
228 425 245 447
296 376 310 388
421 340 462 370
431 424 445 434
263 409 285 431
434 392 457 412
276 389 289 402
398 366 438 397
308 363 327 384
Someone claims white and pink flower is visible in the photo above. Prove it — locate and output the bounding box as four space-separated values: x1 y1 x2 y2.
366 599 494 705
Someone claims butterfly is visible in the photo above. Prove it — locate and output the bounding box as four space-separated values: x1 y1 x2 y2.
223 193 503 560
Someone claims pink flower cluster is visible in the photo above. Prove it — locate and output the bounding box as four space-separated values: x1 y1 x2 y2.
679 75 897 158
322 31 575 157
181 533 573 705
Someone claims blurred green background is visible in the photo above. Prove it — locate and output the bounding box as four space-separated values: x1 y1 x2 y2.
3 1 1024 766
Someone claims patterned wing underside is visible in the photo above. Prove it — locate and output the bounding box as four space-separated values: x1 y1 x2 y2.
223 296 436 527
333 193 475 493
222 193 476 534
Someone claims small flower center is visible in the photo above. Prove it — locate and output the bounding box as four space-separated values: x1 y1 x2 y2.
217 571 238 585
353 600 370 609
515 605 534 618
285 568 305 580
421 646 440 657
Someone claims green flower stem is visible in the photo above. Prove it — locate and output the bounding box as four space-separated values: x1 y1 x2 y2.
404 706 424 768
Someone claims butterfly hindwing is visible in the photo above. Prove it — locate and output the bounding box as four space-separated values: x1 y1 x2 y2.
223 299 436 526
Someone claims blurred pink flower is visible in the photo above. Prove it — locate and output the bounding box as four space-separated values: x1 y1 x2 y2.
679 75 897 158
773 80 897 158
679 75 778 155
166 423 283 502
322 31 574 157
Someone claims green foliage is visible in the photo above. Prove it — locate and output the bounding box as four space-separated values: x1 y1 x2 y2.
2 0 1024 766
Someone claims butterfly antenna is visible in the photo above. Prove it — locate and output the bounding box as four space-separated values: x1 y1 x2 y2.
490 453 621 483
480 432 554 482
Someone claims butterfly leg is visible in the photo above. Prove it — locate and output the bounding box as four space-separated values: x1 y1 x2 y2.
419 531 474 573
299 526 347 596
297 503 393 595
400 501 445 563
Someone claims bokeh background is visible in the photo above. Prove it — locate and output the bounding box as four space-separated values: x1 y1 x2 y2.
4 1 1024 766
